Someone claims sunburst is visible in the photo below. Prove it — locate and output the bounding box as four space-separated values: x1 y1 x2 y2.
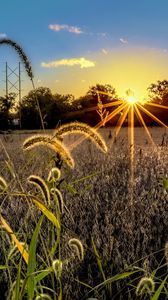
67 88 168 204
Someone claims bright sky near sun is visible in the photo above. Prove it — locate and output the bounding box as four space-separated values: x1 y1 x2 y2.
1 0 168 100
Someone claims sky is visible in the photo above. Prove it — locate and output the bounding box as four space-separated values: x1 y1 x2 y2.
1 0 168 100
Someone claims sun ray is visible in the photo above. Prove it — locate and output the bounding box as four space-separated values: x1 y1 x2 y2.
134 104 156 147
96 90 118 99
109 104 130 149
137 103 168 129
69 102 128 151
62 100 123 118
145 102 168 110
128 104 135 205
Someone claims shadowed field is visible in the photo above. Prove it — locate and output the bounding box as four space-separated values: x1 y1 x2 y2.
0 127 168 299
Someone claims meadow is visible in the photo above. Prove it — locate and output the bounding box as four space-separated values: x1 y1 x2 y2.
0 126 168 299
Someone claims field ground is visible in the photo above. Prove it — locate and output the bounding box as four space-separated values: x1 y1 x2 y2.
0 127 168 299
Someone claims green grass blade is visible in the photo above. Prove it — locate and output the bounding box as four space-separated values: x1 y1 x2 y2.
92 238 106 282
31 196 60 229
0 216 29 264
0 265 7 270
92 270 139 292
35 269 52 284
151 275 168 300
27 216 43 300
14 259 22 300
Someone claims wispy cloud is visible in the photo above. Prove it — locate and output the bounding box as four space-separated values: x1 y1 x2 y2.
0 33 7 38
119 38 128 44
41 57 95 69
48 24 83 34
102 48 108 55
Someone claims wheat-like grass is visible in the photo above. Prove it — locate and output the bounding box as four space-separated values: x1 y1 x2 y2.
52 259 63 279
0 38 33 80
35 294 52 300
28 175 51 206
0 176 8 191
68 238 84 261
53 122 108 153
136 276 155 296
50 188 64 213
23 134 74 168
47 167 61 181
164 242 168 267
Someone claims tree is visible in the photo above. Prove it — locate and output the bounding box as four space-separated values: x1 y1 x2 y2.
147 80 168 106
20 87 60 128
0 93 16 129
76 84 118 125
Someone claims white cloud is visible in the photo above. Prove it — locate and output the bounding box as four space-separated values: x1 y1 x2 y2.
0 33 7 38
102 48 108 55
41 57 95 69
119 38 128 44
48 24 83 34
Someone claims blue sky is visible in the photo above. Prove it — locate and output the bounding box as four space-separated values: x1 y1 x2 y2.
1 0 168 98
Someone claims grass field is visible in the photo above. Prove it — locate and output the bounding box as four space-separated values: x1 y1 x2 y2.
0 126 168 299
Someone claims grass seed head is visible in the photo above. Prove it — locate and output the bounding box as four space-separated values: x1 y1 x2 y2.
28 175 51 206
136 277 155 296
52 259 63 279
47 167 61 182
0 176 8 191
164 241 168 267
23 134 74 168
0 38 34 80
68 238 84 261
50 188 64 213
35 294 52 300
54 122 108 153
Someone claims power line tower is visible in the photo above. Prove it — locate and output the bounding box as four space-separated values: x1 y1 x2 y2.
5 62 22 128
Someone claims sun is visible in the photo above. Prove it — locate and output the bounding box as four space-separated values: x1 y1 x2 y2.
125 88 138 104
126 95 138 104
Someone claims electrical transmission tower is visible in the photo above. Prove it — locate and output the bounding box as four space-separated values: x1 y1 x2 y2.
5 62 22 128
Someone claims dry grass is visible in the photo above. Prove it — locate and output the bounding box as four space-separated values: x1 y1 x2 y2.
0 127 168 299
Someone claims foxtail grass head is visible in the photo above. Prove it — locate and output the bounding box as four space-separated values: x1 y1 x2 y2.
47 167 61 182
54 122 108 153
68 238 84 261
23 134 74 168
165 241 168 268
0 38 34 80
35 294 52 300
52 259 63 279
28 175 51 206
136 277 155 296
50 188 64 213
0 176 8 191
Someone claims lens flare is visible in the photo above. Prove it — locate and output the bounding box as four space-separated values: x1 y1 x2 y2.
66 87 168 206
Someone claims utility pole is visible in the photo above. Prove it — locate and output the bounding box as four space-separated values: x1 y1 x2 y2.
5 62 22 128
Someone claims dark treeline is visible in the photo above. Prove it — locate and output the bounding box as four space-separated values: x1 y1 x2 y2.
0 80 167 130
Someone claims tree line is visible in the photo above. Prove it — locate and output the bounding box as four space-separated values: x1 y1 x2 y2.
0 80 167 130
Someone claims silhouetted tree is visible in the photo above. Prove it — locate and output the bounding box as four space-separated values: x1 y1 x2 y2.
0 93 16 129
76 83 118 125
147 80 168 106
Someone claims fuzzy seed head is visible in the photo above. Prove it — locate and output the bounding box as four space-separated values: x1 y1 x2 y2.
68 238 84 261
35 294 52 300
50 188 64 213
28 175 51 206
52 259 63 279
23 134 74 168
136 277 155 296
54 122 108 153
0 176 8 191
47 167 61 181
0 38 34 80
165 242 168 267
